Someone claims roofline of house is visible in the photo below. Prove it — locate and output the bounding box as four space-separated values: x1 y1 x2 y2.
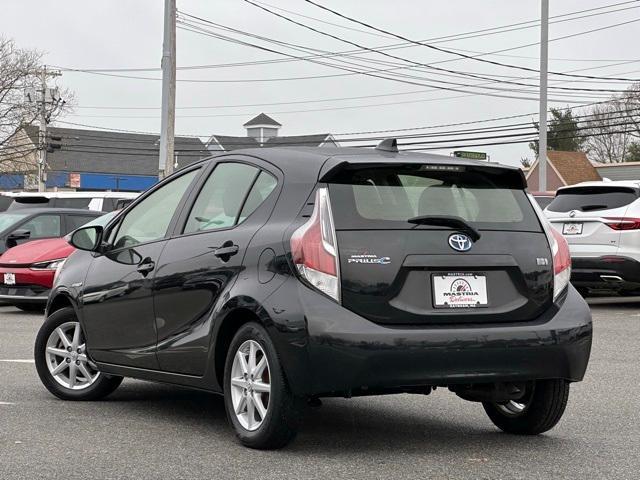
525 157 568 185
243 123 281 129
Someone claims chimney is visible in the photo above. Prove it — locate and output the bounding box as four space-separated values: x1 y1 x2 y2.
243 113 282 145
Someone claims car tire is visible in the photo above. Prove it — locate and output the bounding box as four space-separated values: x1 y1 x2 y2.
34 307 123 401
223 322 301 449
15 303 45 313
482 379 569 435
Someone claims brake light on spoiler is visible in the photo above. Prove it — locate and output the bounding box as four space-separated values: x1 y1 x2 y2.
290 188 340 302
604 217 640 230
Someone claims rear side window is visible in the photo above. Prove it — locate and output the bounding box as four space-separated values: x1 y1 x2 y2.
184 163 260 233
328 166 540 231
547 187 638 212
238 172 277 222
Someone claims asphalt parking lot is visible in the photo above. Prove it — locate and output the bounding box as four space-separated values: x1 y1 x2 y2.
1 302 639 480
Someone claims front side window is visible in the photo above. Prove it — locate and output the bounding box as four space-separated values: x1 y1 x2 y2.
113 169 198 249
184 163 261 234
20 214 61 238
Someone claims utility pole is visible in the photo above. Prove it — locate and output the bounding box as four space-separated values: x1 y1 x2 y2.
36 66 61 192
159 0 176 179
538 0 549 192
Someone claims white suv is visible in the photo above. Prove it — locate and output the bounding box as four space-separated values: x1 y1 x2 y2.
544 180 640 296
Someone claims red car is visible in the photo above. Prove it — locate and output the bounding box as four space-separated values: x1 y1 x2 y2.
0 237 73 311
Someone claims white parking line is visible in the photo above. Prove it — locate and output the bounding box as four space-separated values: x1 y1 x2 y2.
0 359 35 363
0 402 15 405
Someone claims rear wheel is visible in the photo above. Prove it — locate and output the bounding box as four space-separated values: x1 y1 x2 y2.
223 322 300 449
482 380 570 435
34 307 122 400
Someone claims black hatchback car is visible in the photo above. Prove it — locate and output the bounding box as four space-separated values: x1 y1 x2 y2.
35 144 592 449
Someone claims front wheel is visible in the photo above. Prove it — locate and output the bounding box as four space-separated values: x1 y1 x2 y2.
482 379 570 435
34 307 122 400
223 322 301 449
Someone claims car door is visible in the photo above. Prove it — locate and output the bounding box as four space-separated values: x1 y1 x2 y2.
153 159 279 375
80 167 202 369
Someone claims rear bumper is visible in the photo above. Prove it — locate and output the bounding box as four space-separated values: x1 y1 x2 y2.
290 284 591 397
571 256 640 291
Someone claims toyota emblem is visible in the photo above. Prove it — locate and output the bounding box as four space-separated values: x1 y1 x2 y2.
448 233 473 252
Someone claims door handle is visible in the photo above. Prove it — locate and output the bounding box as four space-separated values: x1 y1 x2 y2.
136 259 155 275
213 242 239 259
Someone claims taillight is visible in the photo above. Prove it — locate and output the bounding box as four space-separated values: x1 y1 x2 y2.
528 194 571 301
549 228 571 301
290 188 340 302
604 217 640 230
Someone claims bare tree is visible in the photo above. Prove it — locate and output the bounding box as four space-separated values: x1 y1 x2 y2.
583 83 640 163
0 37 72 173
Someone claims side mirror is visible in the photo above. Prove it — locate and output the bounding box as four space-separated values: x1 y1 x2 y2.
6 229 30 248
68 225 104 252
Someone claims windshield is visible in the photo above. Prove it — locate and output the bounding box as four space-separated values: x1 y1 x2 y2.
0 213 30 232
327 166 541 231
547 186 638 212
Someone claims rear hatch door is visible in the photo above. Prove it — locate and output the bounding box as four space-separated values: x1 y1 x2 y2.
327 163 552 326
544 185 639 255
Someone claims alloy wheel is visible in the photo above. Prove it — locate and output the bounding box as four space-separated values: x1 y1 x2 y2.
496 400 527 416
229 340 271 431
45 321 100 390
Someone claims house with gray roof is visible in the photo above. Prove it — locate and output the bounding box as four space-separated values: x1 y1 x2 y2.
1 125 208 191
206 113 338 152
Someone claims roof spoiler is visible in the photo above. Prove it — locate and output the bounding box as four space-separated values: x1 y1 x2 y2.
319 159 528 189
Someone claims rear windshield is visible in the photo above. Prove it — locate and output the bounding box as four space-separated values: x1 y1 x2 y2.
327 166 541 231
547 186 638 212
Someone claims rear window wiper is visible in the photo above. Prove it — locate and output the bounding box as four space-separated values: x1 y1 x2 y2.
407 215 481 241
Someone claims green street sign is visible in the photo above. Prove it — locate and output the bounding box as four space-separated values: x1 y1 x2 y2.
453 150 487 160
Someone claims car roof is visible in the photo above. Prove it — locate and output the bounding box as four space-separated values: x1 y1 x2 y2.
208 146 524 185
0 208 103 216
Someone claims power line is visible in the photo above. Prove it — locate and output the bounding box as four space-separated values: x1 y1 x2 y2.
47 109 640 150
177 14 631 95
301 0 640 82
54 0 640 73
52 99 638 141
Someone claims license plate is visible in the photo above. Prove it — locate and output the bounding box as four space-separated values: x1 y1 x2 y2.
563 222 583 235
433 273 488 308
3 273 15 285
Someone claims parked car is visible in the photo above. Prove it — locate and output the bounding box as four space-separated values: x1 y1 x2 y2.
0 211 116 311
544 180 640 296
0 208 102 255
4 191 139 212
34 144 592 449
